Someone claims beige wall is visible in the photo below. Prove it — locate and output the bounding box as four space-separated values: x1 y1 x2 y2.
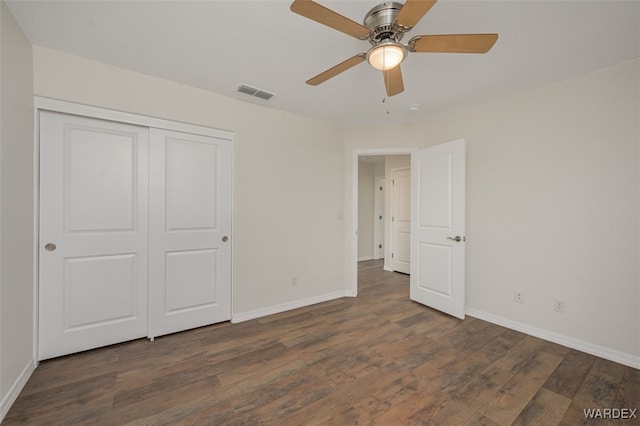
357 160 375 260
0 0 35 415
32 46 346 317
345 60 640 363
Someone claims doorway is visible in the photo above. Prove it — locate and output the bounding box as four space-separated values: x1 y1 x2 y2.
357 156 385 261
351 141 467 319
352 149 414 294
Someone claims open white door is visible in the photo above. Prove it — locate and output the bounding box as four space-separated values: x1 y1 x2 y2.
410 139 466 319
391 168 411 273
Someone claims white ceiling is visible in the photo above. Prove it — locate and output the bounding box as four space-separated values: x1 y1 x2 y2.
6 0 640 127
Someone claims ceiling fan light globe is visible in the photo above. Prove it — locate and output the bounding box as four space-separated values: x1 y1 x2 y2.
367 42 407 71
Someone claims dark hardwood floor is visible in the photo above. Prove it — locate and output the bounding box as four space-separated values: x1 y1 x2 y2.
5 260 639 425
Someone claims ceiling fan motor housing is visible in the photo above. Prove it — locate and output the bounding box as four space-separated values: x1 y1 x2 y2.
364 2 405 44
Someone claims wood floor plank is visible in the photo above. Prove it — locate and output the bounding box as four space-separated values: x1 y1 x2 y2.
543 349 598 399
17 347 121 397
5 259 637 425
475 335 521 363
572 364 624 408
108 375 221 424
477 389 531 425
4 373 117 424
494 335 548 373
613 367 640 408
500 350 564 401
426 365 514 425
465 412 502 426
512 387 572 425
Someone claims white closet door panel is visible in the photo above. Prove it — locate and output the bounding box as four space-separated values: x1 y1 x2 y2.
65 131 136 232
39 111 149 360
63 254 138 328
149 129 232 338
165 249 218 312
166 138 218 230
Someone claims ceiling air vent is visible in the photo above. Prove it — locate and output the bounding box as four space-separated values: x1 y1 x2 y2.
236 84 275 101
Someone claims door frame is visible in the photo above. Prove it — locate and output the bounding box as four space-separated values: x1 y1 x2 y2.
350 148 415 296
32 97 234 358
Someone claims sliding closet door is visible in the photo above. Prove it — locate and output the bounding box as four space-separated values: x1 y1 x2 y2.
148 129 232 338
39 111 149 360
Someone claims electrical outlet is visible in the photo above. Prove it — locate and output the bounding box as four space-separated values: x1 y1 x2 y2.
554 298 565 313
514 290 524 303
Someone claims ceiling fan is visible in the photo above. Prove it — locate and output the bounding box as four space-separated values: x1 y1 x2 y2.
290 0 498 97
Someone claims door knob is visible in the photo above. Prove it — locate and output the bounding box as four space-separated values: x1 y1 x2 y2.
222 236 229 242
447 236 462 242
44 243 57 251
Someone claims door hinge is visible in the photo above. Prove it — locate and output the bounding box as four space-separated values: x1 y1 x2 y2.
379 215 382 220
391 179 395 185
392 253 394 258
392 216 395 222
379 186 383 191
379 244 382 249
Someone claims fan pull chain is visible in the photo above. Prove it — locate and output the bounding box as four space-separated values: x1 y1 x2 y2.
384 48 390 109
383 47 392 115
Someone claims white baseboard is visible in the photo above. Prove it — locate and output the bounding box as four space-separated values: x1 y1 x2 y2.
358 256 374 262
466 307 640 369
0 358 36 422
232 290 349 323
383 263 392 272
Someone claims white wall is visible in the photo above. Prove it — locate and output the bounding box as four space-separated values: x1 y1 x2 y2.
357 160 375 260
31 46 346 318
384 155 410 271
344 60 640 366
0 0 35 419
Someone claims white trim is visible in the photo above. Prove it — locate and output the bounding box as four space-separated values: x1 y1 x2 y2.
358 256 374 262
34 97 233 141
0 359 36 422
350 149 416 296
231 290 349 323
32 105 40 369
466 307 640 370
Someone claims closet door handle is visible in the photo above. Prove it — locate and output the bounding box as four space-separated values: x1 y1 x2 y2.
44 243 57 251
222 236 229 243
447 236 462 242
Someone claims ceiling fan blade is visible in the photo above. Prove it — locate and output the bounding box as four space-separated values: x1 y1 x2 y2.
409 34 499 53
383 65 404 97
395 0 438 31
291 0 370 39
306 54 366 86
